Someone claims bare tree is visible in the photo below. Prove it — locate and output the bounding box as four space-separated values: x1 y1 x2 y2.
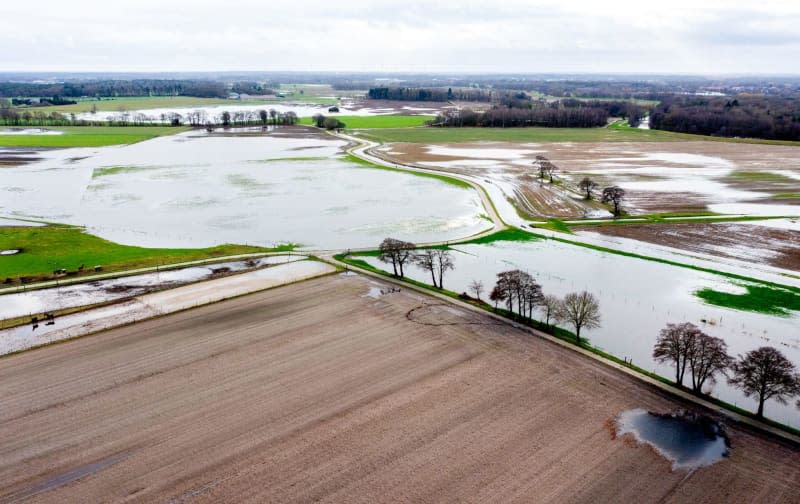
221 111 231 127
258 109 268 125
653 322 698 387
543 161 557 183
729 346 800 418
414 249 438 287
601 186 626 217
379 238 415 278
433 249 454 290
688 333 732 393
541 294 560 327
578 177 598 200
556 291 600 345
269 108 277 126
490 270 543 320
468 279 484 301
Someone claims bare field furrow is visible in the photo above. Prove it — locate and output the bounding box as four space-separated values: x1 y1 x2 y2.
0 274 797 503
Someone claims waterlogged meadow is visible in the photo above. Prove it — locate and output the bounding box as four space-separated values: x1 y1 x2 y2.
358 237 800 428
0 130 490 249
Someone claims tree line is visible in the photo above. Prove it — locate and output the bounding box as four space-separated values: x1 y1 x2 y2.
653 322 800 419
649 95 800 141
367 87 492 102
0 79 229 99
378 238 601 344
432 99 643 128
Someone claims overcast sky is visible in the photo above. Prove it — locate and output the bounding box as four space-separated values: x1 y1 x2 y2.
3 0 800 75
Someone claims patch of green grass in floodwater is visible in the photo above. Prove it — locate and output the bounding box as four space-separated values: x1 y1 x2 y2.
343 154 472 190
730 171 795 183
0 225 290 282
250 156 328 164
696 284 800 316
92 165 161 178
0 126 188 148
301 115 434 129
459 228 542 245
773 193 800 200
531 218 573 234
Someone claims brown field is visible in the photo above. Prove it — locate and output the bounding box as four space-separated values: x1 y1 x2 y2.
1 273 798 503
378 141 800 216
580 221 800 272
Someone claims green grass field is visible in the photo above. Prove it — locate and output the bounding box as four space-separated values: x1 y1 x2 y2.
0 126 188 148
300 115 434 128
0 226 287 281
695 284 800 316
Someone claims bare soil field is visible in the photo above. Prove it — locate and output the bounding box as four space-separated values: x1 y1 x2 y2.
378 141 800 216
580 221 800 272
1 274 798 503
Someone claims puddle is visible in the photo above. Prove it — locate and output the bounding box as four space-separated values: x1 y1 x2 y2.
615 409 729 471
1 249 20 255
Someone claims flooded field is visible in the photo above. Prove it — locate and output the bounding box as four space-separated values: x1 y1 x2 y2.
579 219 800 273
0 128 490 249
358 238 800 427
0 255 302 320
0 259 334 355
377 140 800 218
76 101 438 124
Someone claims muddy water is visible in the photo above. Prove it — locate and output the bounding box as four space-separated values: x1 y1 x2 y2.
0 131 489 249
616 409 728 471
360 239 800 428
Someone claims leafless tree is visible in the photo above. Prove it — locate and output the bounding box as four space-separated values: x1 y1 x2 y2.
414 249 454 289
729 346 800 418
556 291 600 345
414 250 438 288
468 279 484 301
688 333 732 393
578 177 598 200
259 109 268 125
653 322 698 387
269 109 277 126
379 238 415 278
489 270 543 320
541 294 560 327
601 186 626 217
433 249 454 289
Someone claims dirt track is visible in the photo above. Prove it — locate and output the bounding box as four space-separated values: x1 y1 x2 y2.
1 274 798 503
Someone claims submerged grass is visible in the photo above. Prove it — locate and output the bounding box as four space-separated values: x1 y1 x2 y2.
696 284 800 316
0 226 291 282
344 154 472 189
0 126 188 148
730 171 795 183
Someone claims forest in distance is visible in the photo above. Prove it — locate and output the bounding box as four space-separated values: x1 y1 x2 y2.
2 72 800 140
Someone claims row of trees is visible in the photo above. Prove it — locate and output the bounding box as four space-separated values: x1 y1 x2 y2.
433 105 608 128
653 322 800 418
0 79 228 99
650 95 800 141
378 240 604 347
367 87 492 102
378 239 454 289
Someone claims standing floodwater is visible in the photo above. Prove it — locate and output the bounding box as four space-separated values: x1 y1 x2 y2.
615 409 729 471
